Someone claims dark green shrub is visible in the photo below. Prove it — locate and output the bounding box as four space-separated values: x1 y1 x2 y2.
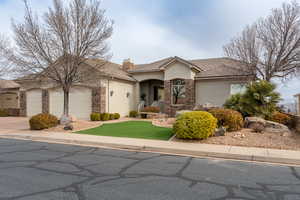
0 109 9 117
109 113 115 120
224 93 247 117
101 113 110 121
129 110 138 118
174 111 217 140
268 112 291 125
29 113 58 130
209 108 244 131
90 113 101 121
113 113 120 119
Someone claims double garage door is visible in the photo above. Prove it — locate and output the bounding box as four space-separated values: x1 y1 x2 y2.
26 87 91 120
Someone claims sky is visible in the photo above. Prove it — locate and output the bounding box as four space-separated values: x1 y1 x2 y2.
0 0 299 103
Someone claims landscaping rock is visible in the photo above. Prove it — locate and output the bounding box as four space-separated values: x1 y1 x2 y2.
265 120 291 134
214 127 226 136
64 123 74 131
175 110 192 118
60 115 72 125
245 117 266 128
251 123 265 133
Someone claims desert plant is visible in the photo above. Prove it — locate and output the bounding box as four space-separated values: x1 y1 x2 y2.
113 113 120 120
0 109 9 117
269 112 291 125
209 108 244 132
29 113 58 130
141 106 159 113
224 93 247 117
101 113 110 121
129 110 138 118
173 111 217 140
90 113 101 121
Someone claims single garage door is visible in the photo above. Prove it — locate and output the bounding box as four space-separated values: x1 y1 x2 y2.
49 87 92 120
26 89 42 117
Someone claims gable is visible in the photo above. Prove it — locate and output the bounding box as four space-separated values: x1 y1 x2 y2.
164 61 195 80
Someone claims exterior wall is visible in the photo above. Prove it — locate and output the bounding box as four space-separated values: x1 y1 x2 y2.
0 92 19 109
132 72 164 82
104 79 135 117
195 79 248 107
164 62 195 80
92 87 106 113
140 80 164 106
298 96 300 115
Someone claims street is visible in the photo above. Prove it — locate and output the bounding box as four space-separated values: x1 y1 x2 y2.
0 138 299 200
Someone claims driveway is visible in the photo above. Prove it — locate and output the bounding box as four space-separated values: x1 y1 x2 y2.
0 117 29 133
0 138 299 200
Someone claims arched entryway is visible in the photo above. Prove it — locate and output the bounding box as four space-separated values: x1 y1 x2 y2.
139 79 164 108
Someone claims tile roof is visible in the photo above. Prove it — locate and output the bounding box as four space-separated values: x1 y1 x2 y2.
0 79 20 89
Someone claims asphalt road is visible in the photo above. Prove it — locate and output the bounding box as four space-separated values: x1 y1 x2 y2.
0 139 300 200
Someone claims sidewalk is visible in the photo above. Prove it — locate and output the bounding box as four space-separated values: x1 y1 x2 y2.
0 130 299 165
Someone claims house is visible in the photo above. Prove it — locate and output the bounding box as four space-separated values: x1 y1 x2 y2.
0 56 253 119
295 93 300 115
0 80 20 109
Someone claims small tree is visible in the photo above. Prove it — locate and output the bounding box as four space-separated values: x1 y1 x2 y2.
5 0 113 119
224 1 300 81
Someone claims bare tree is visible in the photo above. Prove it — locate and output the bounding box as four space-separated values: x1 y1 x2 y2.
224 1 300 81
0 35 12 78
8 0 113 118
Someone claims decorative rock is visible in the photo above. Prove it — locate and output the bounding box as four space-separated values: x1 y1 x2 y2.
265 120 291 134
251 123 265 133
214 127 226 136
64 123 74 131
245 117 266 128
60 115 72 125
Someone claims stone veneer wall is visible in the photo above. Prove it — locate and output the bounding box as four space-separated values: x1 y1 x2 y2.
92 87 106 113
42 89 49 114
164 79 195 117
19 91 27 117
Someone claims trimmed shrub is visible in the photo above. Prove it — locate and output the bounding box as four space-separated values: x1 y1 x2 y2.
141 106 159 113
209 108 244 132
29 113 58 130
129 110 138 118
0 109 9 117
113 113 120 120
269 112 291 125
174 111 217 140
101 113 110 121
109 113 115 120
90 113 101 121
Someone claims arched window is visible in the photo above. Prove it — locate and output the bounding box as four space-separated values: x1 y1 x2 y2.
172 79 185 104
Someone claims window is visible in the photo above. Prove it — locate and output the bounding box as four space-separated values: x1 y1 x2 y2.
172 79 185 104
230 84 247 95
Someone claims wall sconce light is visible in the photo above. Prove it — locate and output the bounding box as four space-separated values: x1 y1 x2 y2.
110 91 114 96
126 92 130 98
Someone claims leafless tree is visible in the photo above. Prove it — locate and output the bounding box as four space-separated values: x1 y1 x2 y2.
224 1 300 81
8 0 113 118
0 35 12 78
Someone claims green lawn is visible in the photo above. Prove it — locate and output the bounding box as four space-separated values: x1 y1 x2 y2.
76 121 173 140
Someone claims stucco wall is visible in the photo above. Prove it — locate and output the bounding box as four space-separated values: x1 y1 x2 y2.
132 72 164 82
164 62 195 80
195 79 248 107
0 92 19 109
104 79 135 117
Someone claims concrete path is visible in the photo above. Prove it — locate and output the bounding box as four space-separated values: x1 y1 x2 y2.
0 130 300 166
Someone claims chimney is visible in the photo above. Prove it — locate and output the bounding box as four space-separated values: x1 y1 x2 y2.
122 58 134 71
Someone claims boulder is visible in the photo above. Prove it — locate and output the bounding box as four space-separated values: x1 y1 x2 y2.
64 123 74 131
245 117 266 129
214 127 226 136
265 120 291 134
245 116 291 134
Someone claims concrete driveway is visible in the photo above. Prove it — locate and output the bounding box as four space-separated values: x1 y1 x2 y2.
0 117 29 133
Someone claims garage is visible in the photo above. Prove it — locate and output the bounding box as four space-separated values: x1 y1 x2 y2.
26 89 42 117
0 93 19 109
49 86 92 120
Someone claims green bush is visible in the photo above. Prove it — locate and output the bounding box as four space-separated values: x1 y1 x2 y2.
268 112 291 125
129 110 138 118
113 113 120 120
174 111 217 140
90 113 101 121
224 93 247 117
0 109 9 117
109 113 115 120
209 108 244 131
29 113 58 130
101 113 110 121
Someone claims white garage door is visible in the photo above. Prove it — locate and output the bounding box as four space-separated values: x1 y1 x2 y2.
49 87 92 120
26 89 42 117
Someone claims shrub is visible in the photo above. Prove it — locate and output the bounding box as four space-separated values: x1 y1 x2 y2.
0 109 9 117
173 111 217 140
101 113 110 121
129 110 138 118
224 93 247 117
269 112 291 125
209 108 244 132
141 106 159 113
109 113 115 120
90 113 101 121
29 113 58 130
113 113 120 119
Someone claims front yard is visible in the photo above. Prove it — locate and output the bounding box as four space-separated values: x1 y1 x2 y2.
76 121 173 140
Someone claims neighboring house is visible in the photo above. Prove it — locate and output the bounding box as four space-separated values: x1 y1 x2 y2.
3 56 252 119
0 80 20 110
295 93 300 115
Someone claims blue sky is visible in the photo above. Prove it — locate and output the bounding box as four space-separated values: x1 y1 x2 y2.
0 0 299 103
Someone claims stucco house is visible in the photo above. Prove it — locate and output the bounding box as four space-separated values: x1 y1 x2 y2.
0 56 253 119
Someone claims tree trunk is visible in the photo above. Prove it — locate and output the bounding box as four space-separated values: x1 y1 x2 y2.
63 89 69 117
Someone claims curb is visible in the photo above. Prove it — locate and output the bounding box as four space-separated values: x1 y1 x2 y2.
0 134 300 166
